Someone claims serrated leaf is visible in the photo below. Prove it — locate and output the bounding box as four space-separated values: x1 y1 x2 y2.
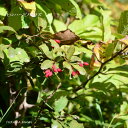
66 45 75 60
41 60 53 70
54 96 68 112
71 64 86 75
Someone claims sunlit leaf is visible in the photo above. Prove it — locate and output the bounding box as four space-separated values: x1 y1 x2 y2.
66 45 75 60
0 26 17 33
41 60 53 70
69 120 84 128
17 0 36 17
54 96 68 112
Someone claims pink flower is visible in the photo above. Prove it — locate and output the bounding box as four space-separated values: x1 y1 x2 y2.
83 62 89 66
54 39 61 44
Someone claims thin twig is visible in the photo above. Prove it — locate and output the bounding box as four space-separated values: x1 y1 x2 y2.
32 82 61 127
83 45 128 86
73 45 128 91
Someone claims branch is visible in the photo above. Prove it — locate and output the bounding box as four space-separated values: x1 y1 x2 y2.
79 45 128 89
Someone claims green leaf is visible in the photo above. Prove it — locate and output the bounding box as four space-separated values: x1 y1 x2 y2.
26 46 39 57
50 40 60 48
54 96 68 112
4 47 30 63
66 45 75 60
69 0 82 19
71 64 86 75
95 102 104 123
38 17 47 29
100 9 113 42
0 44 9 59
39 44 53 59
105 43 115 58
117 115 128 120
15 48 30 62
8 6 24 31
41 60 53 70
17 0 36 17
43 0 81 18
53 19 67 32
118 10 128 35
71 56 81 62
68 14 100 35
63 61 72 75
0 6 8 17
0 26 17 33
69 120 84 128
36 0 53 31
51 120 63 128
120 102 128 115
21 15 30 29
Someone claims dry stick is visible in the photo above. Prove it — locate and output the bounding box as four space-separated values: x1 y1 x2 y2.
32 82 62 128
82 45 128 87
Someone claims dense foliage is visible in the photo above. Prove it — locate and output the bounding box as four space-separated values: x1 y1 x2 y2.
0 0 128 128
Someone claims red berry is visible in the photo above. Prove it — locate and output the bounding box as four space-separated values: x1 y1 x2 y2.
53 68 58 72
57 68 62 72
79 63 84 67
54 39 61 44
44 69 51 73
76 71 80 75
52 65 56 69
44 69 53 77
83 62 89 66
45 73 49 77
48 71 53 76
72 71 77 76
